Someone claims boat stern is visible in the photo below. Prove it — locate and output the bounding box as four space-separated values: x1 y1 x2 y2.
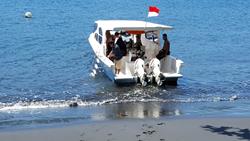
114 75 137 85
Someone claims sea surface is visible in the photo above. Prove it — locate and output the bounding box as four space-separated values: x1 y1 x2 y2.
0 0 250 130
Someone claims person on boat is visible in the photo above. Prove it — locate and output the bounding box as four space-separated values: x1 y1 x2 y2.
106 30 114 56
114 32 127 56
156 33 170 60
133 34 145 59
134 34 142 50
108 41 123 74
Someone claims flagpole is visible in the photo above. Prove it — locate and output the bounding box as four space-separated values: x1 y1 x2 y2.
145 5 149 31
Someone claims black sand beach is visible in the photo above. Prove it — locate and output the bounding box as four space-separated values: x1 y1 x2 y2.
1 117 249 141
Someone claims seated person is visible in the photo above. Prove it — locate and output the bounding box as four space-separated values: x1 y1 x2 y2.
131 34 145 61
156 33 170 60
108 42 123 74
134 34 142 50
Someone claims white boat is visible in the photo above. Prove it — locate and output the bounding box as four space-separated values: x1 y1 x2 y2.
88 20 183 86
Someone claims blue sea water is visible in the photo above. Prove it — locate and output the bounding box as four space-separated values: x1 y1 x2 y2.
0 0 250 129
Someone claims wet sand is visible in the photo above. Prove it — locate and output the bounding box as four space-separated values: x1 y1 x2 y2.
0 118 250 141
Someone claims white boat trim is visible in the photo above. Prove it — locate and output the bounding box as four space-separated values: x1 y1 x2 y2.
162 73 183 78
95 20 173 31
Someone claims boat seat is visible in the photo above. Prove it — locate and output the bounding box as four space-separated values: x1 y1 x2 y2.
160 56 177 73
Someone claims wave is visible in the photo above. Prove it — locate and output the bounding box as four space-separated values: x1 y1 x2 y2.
0 98 117 111
0 95 240 112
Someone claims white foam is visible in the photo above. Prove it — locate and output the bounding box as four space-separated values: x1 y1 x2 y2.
213 97 222 102
89 72 95 77
0 95 237 112
229 95 238 101
92 69 97 75
174 109 181 116
0 98 119 112
94 64 99 69
96 58 100 64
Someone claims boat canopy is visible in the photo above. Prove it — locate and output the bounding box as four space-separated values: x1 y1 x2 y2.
95 20 173 32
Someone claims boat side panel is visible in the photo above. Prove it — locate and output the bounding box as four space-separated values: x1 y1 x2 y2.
100 58 115 81
89 33 115 81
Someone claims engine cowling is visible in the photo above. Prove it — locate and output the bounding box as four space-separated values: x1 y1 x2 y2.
134 58 147 86
149 58 162 86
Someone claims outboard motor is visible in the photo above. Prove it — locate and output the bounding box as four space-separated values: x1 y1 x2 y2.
134 58 147 86
149 58 162 86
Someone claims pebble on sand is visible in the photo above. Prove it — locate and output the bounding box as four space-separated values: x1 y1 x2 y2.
69 102 78 107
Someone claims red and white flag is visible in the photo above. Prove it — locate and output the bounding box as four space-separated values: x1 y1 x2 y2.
148 6 160 17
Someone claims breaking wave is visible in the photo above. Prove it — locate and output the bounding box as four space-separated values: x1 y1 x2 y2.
0 95 240 112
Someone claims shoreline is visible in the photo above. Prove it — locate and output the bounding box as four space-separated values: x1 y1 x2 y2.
0 117 249 141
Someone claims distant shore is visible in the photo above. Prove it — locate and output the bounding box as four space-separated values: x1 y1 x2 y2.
0 117 249 141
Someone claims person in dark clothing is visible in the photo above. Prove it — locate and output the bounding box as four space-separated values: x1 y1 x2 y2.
114 32 127 56
156 33 170 60
108 42 123 74
133 34 145 59
134 34 142 50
